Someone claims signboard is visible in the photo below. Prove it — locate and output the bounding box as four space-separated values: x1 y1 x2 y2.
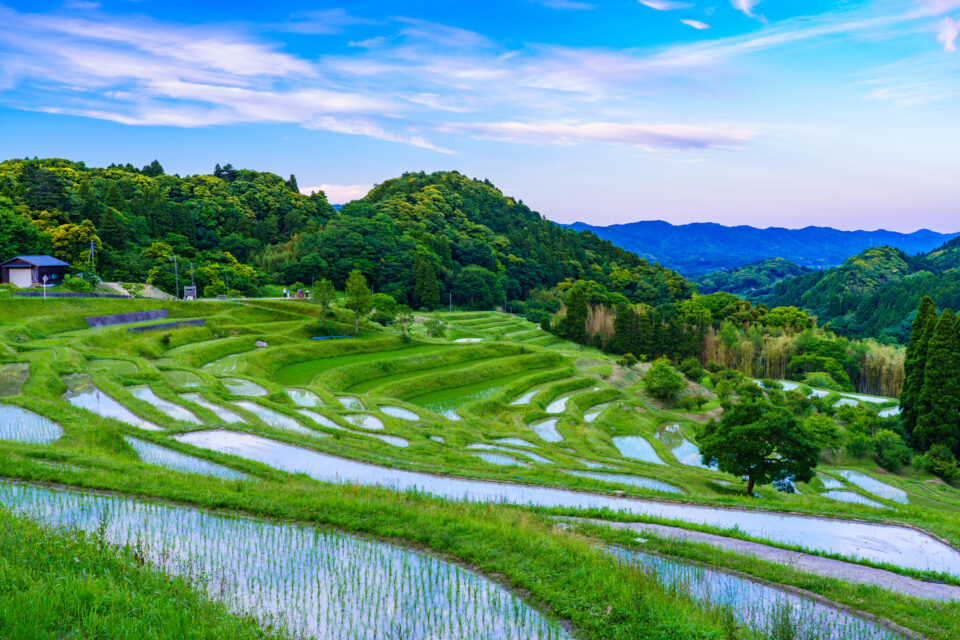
183 286 197 300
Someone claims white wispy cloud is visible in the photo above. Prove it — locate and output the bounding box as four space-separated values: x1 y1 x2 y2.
681 19 711 30
731 0 760 18
277 9 378 35
300 184 372 202
638 0 691 11
438 120 754 150
938 16 959 51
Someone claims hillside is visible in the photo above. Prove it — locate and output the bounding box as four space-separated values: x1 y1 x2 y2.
692 257 811 298
566 220 957 275
769 238 960 342
0 160 691 307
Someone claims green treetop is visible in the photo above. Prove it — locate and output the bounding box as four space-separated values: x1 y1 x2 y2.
915 309 960 453
344 270 372 337
901 296 939 435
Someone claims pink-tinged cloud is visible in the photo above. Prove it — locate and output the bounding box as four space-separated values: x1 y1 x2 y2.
731 0 760 18
681 19 711 29
638 0 691 11
438 120 754 150
938 17 959 51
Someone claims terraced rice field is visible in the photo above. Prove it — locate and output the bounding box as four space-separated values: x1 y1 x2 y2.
1 300 957 640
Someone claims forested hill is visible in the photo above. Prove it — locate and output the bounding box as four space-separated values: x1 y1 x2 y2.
692 257 811 298
0 159 692 308
768 239 960 343
566 220 957 275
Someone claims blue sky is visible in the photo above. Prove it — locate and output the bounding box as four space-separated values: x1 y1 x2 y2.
1 0 958 231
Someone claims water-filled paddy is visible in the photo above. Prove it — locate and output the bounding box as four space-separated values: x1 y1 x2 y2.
473 452 528 466
614 547 903 640
612 436 666 465
379 405 419 421
296 409 345 430
494 438 538 448
545 391 579 414
562 470 681 494
655 424 710 468
529 419 563 442
233 401 321 437
62 374 163 432
285 388 323 407
0 362 29 396
0 482 570 640
343 414 385 431
161 369 203 388
409 370 534 421
467 444 553 464
202 351 253 375
179 393 246 424
123 435 247 480
337 396 363 410
0 404 63 444
834 470 908 504
821 490 886 509
583 403 610 423
222 378 268 396
129 386 202 424
172 430 960 575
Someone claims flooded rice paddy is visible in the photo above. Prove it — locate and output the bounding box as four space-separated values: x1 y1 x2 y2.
233 401 322 437
467 444 553 465
529 419 563 442
344 414 385 431
409 371 534 421
171 430 960 575
123 435 248 480
562 470 682 495
472 452 528 467
0 482 570 640
614 547 904 640
820 491 886 509
582 403 610 423
179 393 246 424
221 378 268 396
337 396 363 410
0 404 63 444
544 392 578 414
285 388 323 407
834 471 908 504
129 386 202 424
0 362 29 396
160 370 203 388
654 424 711 469
62 374 163 432
611 436 666 465
379 405 419 421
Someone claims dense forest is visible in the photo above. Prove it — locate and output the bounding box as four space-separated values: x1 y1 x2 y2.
0 159 691 307
548 282 905 398
692 257 811 299
767 240 960 343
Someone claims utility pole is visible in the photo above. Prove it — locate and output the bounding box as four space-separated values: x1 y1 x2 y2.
449 292 452 313
190 262 195 287
171 255 179 300
88 240 96 284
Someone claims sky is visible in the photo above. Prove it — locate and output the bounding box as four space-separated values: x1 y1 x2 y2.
0 1 958 231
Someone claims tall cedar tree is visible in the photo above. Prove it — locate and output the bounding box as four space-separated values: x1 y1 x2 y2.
901 296 939 435
562 285 588 344
344 270 372 337
413 258 441 310
915 309 960 453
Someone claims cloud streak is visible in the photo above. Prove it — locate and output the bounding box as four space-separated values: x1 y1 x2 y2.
638 0 691 11
938 16 959 51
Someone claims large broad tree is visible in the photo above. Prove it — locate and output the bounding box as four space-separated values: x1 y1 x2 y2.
901 296 939 436
915 309 960 453
344 270 372 337
700 397 820 496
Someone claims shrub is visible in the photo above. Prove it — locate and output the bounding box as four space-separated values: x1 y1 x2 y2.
617 353 638 367
62 275 93 293
679 357 706 382
804 371 841 391
539 316 551 332
425 314 445 338
917 445 959 483
645 357 685 401
873 429 911 472
677 396 697 410
845 433 873 460
760 378 783 390
693 396 709 410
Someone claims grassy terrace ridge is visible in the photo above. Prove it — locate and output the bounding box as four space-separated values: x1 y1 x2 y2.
0 298 958 639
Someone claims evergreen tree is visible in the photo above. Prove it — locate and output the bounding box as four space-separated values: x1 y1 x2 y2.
141 160 164 177
562 284 588 344
286 174 299 192
98 207 127 249
612 303 639 355
636 308 654 359
901 297 939 435
915 309 960 453
77 179 103 225
413 258 441 310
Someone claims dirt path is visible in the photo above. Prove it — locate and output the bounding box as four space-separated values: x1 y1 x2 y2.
574 518 960 601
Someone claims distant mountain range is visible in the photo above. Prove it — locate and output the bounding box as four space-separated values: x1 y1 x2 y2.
565 220 959 275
